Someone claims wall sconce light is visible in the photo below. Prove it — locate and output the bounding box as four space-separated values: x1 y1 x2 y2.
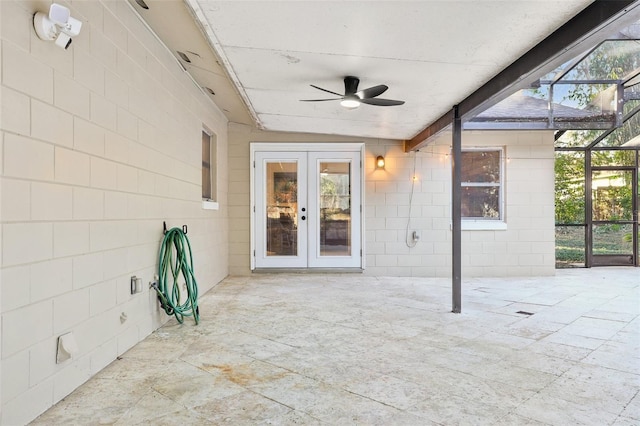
376 155 385 169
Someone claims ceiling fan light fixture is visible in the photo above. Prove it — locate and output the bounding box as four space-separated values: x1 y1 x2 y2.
340 96 360 109
301 76 403 107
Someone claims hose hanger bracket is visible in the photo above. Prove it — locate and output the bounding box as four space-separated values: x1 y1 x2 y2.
163 221 188 235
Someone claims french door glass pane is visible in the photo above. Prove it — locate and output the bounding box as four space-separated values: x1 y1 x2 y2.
319 162 351 256
266 162 298 256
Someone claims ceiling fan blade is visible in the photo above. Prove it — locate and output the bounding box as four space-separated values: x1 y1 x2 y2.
310 84 343 97
300 98 342 102
356 84 388 99
361 98 405 106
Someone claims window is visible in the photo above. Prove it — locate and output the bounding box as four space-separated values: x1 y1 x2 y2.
461 148 503 222
202 129 218 208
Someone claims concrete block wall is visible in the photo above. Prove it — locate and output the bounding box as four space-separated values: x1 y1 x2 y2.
364 131 555 277
227 123 372 274
364 140 453 277
457 131 556 276
229 124 555 278
0 1 228 424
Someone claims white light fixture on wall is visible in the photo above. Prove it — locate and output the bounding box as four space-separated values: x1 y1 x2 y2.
33 3 82 50
376 155 385 169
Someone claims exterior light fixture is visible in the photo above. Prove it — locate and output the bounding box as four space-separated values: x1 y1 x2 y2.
340 95 361 109
376 155 385 169
33 3 82 50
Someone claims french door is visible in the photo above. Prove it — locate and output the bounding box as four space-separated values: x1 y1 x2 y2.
252 144 363 269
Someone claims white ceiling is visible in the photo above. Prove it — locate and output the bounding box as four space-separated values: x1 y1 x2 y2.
132 1 596 141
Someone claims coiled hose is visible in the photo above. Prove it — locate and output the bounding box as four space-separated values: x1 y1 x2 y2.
154 227 200 324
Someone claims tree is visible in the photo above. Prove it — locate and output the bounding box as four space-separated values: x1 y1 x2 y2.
555 151 585 224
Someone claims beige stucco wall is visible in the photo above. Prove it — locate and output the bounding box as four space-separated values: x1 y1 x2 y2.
0 1 229 423
229 124 556 278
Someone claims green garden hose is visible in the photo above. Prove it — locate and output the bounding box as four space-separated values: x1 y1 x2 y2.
154 226 200 324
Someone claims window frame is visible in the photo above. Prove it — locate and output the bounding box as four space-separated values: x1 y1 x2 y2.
460 147 506 230
202 128 219 210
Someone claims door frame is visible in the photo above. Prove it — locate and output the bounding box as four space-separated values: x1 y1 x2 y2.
586 164 638 267
250 142 365 271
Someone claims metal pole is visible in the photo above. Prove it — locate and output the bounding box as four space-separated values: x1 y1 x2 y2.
633 152 638 267
452 105 462 313
585 150 592 268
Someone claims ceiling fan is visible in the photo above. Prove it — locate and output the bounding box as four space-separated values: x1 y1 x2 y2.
301 76 405 109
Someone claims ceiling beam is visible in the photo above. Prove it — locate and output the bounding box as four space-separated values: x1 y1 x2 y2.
403 110 453 152
404 0 640 152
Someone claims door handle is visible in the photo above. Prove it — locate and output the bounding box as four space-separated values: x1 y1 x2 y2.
301 216 306 220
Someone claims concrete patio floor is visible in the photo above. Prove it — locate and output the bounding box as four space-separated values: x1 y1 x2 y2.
33 268 639 425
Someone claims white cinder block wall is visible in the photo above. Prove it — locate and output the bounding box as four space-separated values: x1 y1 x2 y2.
229 124 555 277
0 1 229 424
454 131 556 277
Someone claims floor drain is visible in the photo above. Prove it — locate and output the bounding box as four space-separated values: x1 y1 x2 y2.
516 311 534 316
